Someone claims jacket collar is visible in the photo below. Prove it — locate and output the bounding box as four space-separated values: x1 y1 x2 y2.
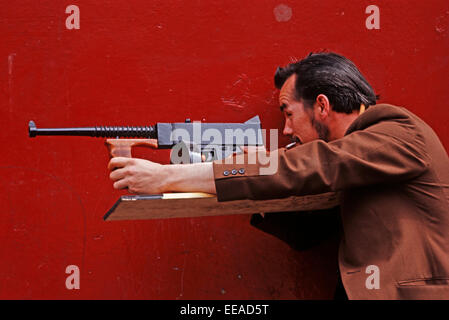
345 104 409 135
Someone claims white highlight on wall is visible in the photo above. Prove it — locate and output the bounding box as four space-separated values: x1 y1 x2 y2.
273 4 292 22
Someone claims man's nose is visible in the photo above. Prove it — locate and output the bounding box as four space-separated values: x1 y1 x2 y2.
283 123 293 136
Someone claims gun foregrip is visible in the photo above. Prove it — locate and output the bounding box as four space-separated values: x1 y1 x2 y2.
105 139 159 158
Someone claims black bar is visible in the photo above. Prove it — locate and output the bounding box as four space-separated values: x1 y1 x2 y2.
28 121 157 138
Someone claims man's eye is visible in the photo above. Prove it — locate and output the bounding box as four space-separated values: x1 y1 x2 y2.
286 113 292 117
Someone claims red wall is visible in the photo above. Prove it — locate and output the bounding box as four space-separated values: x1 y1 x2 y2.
1 0 448 299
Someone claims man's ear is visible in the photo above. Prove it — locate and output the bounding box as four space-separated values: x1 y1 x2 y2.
315 94 331 120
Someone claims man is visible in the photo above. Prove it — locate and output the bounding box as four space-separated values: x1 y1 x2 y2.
108 52 449 299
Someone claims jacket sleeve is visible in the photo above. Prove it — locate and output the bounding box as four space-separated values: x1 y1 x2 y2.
213 119 431 202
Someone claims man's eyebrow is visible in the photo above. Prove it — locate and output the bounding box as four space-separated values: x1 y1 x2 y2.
280 103 286 112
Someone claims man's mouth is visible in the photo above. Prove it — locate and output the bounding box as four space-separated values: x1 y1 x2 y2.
286 136 302 149
293 136 302 144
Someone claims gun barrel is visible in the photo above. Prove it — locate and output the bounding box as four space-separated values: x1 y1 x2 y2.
28 121 157 138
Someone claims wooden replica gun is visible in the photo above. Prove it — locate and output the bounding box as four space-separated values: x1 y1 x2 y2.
28 116 264 162
28 116 339 220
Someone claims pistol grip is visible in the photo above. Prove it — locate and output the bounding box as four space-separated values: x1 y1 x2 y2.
105 139 159 158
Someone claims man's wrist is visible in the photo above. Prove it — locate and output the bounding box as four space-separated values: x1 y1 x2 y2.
162 162 216 194
163 164 179 192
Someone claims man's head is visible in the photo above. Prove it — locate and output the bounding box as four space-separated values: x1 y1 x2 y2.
275 52 378 143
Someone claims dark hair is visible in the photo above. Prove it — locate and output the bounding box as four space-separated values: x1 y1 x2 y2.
274 52 379 113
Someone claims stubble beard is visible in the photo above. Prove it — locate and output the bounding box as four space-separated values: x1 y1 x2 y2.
310 112 330 142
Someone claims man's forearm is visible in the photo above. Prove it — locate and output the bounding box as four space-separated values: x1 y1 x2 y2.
165 162 217 194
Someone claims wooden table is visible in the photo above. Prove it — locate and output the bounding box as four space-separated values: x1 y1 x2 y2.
104 192 340 221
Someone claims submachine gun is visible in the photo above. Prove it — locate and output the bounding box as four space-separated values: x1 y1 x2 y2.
28 116 264 163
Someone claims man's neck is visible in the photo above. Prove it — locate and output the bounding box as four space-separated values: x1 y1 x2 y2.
330 111 362 140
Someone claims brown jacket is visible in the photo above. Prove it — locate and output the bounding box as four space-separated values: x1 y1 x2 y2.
212 104 449 300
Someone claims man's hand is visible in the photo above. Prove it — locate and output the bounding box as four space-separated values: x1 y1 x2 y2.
107 157 217 195
108 157 168 194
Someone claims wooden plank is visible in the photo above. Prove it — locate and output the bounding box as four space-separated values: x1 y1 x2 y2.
104 192 340 221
